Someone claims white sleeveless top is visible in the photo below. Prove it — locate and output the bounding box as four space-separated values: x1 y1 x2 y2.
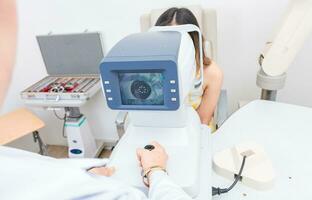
187 71 216 130
188 73 204 110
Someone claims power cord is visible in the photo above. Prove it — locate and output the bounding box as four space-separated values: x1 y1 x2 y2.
53 109 67 138
212 155 247 196
53 109 65 120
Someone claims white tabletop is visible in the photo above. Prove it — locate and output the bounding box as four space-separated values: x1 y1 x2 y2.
211 100 312 199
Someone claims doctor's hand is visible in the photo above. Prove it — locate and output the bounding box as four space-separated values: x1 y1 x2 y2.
136 141 168 172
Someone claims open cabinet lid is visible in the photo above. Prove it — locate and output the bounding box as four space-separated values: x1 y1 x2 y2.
37 32 104 76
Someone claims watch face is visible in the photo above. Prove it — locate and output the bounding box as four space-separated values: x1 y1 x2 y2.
118 72 164 105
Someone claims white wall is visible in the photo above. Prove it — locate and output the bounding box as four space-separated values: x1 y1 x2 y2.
3 0 312 151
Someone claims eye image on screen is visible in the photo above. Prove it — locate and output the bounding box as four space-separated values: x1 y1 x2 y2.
118 72 164 105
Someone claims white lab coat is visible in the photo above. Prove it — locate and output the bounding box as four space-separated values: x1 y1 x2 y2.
0 146 191 200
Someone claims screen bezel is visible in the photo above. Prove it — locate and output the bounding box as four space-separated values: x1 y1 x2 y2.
100 60 180 111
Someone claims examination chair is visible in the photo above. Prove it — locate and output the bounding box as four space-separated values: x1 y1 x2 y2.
115 5 228 138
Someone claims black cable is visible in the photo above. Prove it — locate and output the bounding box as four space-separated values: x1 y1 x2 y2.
62 115 67 138
53 110 67 138
212 155 247 196
53 110 65 120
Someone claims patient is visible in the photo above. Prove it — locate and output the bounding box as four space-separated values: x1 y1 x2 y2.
155 8 223 126
0 4 193 199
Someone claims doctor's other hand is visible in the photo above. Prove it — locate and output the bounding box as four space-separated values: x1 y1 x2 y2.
88 166 115 177
136 141 168 171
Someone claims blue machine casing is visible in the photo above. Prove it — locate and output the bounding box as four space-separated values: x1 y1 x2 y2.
100 31 182 110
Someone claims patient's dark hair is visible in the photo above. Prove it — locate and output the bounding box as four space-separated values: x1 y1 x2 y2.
155 7 212 69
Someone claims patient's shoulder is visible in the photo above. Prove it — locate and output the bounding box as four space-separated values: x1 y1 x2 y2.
203 60 223 86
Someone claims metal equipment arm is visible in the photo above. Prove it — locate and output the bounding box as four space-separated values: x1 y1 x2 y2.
257 0 312 100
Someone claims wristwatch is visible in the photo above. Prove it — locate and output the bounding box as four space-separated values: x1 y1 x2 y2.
142 166 167 187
